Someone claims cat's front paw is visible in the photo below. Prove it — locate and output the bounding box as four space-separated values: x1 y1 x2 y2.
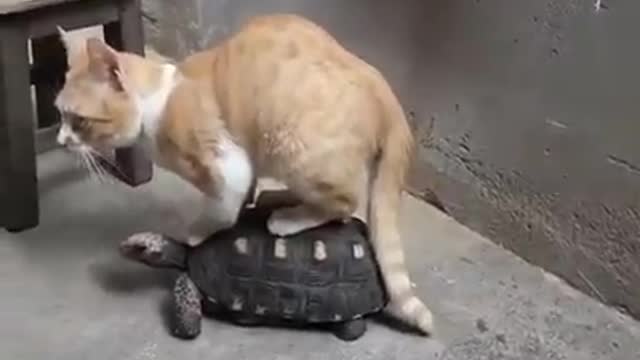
186 234 207 247
267 206 318 236
186 221 221 247
267 213 299 237
186 215 234 247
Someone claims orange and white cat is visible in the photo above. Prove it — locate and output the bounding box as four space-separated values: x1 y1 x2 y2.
55 14 433 334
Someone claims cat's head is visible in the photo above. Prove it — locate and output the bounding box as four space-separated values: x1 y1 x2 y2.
54 28 142 154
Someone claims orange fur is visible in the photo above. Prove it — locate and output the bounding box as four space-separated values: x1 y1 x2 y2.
55 14 433 334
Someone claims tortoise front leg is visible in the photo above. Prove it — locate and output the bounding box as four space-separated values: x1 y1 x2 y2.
172 273 203 340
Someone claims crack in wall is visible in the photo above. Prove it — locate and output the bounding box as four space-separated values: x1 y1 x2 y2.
606 155 640 176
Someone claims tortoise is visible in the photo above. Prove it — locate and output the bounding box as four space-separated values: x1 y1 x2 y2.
119 191 388 341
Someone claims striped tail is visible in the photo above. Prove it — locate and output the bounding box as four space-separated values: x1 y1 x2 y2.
367 82 433 335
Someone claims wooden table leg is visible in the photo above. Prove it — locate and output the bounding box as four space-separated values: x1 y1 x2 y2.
32 34 67 129
0 23 39 232
103 0 152 187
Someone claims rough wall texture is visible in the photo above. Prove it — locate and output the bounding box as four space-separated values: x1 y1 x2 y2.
141 0 640 318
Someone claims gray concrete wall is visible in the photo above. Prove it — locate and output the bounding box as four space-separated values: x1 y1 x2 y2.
141 0 640 318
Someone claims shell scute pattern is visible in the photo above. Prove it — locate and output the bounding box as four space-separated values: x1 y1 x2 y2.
187 206 386 323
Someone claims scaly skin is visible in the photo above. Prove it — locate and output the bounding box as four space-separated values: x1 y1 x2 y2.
172 273 202 339
119 232 188 269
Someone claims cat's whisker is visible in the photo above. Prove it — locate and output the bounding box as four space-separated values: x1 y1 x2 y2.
88 148 128 181
87 152 109 184
77 151 94 182
75 155 92 183
72 152 83 171
93 154 114 184
88 150 117 184
84 154 98 183
81 150 101 184
84 151 101 182
87 155 101 183
72 147 117 185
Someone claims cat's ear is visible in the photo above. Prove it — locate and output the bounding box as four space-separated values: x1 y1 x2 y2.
57 26 78 59
86 37 124 91
57 26 70 48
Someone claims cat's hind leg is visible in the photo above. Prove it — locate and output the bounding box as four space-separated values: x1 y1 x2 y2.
267 204 339 236
267 164 362 237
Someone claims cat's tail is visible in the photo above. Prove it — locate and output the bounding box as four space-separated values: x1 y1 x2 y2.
367 81 433 336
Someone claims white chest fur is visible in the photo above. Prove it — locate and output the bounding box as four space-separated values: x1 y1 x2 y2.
215 134 254 205
185 133 254 246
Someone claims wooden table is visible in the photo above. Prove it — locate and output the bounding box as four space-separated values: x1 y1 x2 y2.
0 0 153 232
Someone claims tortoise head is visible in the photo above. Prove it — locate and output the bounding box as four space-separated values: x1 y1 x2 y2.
119 233 188 269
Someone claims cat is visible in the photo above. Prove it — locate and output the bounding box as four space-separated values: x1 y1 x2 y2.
55 14 433 335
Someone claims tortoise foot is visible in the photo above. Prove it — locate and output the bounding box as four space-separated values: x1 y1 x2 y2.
333 318 367 341
201 297 221 317
172 273 202 340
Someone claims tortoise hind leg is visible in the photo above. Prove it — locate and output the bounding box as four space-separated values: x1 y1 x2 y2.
333 318 367 341
172 273 202 340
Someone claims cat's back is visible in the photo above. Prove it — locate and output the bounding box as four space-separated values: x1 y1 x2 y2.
235 14 342 54
225 14 376 77
178 14 366 88
175 14 389 154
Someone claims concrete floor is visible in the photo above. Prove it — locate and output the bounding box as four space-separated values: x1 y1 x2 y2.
1 149 640 360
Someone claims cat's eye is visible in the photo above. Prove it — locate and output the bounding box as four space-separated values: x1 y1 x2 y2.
66 113 88 132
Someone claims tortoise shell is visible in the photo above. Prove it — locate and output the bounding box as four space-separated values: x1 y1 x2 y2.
186 204 388 324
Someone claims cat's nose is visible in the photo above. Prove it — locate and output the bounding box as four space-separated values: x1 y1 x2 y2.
56 123 75 146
